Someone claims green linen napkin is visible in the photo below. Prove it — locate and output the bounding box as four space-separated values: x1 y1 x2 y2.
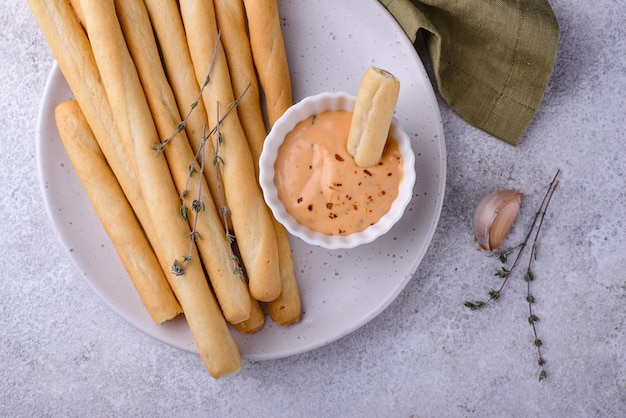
379 0 560 145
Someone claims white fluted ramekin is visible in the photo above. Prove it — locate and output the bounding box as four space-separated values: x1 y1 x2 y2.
259 92 415 249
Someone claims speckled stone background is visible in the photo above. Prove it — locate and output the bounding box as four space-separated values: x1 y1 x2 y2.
2 0 625 417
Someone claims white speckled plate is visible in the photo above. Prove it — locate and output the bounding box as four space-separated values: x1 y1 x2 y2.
36 0 446 361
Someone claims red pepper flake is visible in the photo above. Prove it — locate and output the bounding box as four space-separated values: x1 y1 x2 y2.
326 202 333 209
363 169 373 176
379 191 386 197
308 204 313 211
353 204 359 211
297 197 303 203
328 213 338 219
335 154 344 161
387 172 393 176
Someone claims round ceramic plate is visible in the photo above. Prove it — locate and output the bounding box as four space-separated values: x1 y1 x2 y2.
36 0 446 361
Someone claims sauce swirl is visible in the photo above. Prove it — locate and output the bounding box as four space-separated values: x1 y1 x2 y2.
274 110 403 235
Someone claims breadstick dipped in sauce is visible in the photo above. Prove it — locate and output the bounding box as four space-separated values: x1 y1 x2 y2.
274 109 404 236
274 67 403 237
347 66 401 167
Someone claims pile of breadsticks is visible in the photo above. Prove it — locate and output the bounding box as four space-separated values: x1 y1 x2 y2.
28 0 300 379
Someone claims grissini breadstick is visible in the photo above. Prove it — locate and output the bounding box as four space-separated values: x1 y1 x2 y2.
26 0 180 322
142 0 221 212
180 0 281 303
67 0 84 25
213 0 266 166
55 100 182 324
213 0 301 325
26 0 140 222
347 66 400 167
242 0 292 129
265 235 301 325
79 0 241 378
115 0 251 325
233 293 266 334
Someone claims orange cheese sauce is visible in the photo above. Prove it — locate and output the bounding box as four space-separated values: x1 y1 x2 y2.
274 110 403 235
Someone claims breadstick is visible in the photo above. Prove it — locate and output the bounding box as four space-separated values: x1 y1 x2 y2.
26 0 140 219
80 0 241 378
266 229 301 325
115 0 251 325
213 0 301 325
213 0 266 166
347 66 400 167
142 0 221 212
242 0 292 129
180 0 281 302
55 100 182 324
233 295 266 334
67 0 84 26
25 0 180 322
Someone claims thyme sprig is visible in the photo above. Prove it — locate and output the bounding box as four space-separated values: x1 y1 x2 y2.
171 124 209 276
524 172 559 381
160 29 250 277
171 85 251 277
213 102 245 279
152 30 222 156
167 32 221 277
464 169 560 381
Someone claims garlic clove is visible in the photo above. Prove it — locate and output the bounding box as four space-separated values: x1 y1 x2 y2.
473 189 523 251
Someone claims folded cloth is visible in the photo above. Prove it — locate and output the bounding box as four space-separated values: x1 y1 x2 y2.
379 0 560 145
